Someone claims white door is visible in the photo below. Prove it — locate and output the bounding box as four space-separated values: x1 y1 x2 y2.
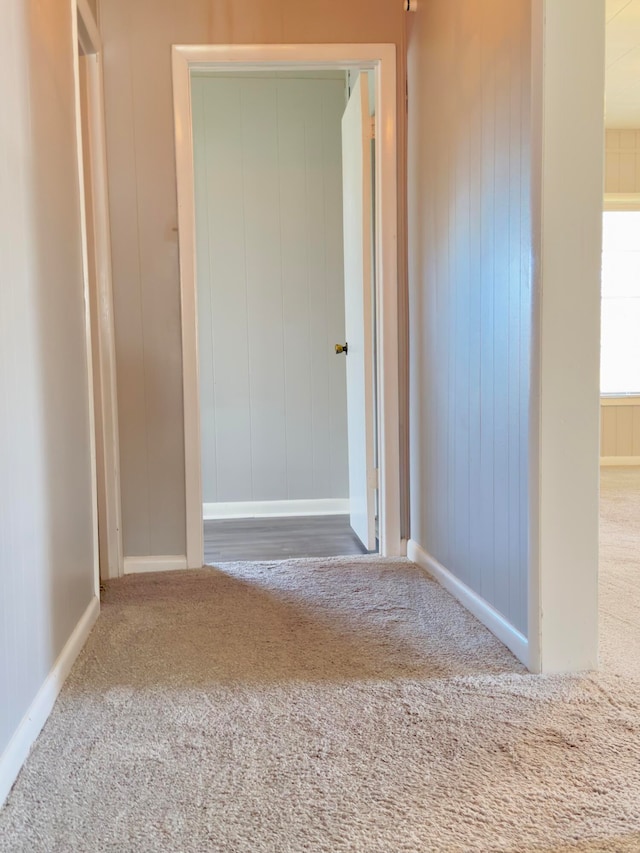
341 72 376 551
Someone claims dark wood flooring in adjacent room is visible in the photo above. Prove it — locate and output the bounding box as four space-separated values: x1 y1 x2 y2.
203 515 371 564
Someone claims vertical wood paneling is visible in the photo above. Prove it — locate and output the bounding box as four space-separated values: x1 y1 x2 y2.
128 2 187 556
491 13 513 623
193 76 348 505
322 85 351 499
601 404 640 457
507 3 526 633
601 407 618 456
101 0 150 555
407 1 531 635
634 408 640 455
192 78 219 503
242 80 288 501
304 85 333 500
278 80 315 500
478 4 497 608
605 128 640 192
518 19 533 636
466 6 484 611
616 406 634 452
205 80 254 502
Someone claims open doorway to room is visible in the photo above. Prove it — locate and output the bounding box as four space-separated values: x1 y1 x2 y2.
192 69 375 562
599 0 640 676
172 45 401 569
599 186 640 673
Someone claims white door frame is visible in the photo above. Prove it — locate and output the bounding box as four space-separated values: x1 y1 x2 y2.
172 43 402 567
73 0 124 582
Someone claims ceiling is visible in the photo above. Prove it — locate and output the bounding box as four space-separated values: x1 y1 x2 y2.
606 0 640 127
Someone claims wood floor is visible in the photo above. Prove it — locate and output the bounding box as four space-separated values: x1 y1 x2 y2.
203 515 371 564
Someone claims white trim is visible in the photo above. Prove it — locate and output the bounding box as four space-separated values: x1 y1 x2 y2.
75 1 124 581
203 499 350 520
172 43 402 569
172 47 203 571
600 456 640 467
529 1 603 674
600 395 640 407
603 193 640 211
82 55 124 581
0 596 100 808
407 540 529 668
123 555 189 575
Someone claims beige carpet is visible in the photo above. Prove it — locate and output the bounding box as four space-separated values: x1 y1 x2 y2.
600 466 640 680
2 474 640 851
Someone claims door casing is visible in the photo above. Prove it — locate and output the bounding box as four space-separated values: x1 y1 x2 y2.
73 0 124 585
172 43 402 566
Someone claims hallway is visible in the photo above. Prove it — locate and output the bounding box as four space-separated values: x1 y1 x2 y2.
2 478 640 851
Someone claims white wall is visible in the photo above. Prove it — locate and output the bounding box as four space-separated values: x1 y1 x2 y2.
0 0 97 793
406 1 532 638
529 0 604 672
193 74 349 508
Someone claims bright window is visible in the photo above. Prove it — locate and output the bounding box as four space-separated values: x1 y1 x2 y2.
601 210 640 395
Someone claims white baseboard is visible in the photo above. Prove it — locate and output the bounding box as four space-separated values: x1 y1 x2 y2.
123 555 188 575
203 499 350 520
407 540 529 668
0 595 100 809
600 456 640 467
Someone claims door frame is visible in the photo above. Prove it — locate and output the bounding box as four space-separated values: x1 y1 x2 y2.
172 43 402 567
72 0 124 582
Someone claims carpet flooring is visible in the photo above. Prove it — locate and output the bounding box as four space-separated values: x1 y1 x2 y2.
2 471 640 851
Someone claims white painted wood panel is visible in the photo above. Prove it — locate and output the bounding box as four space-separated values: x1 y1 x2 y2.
407 0 531 636
192 75 349 506
601 403 640 456
605 129 640 192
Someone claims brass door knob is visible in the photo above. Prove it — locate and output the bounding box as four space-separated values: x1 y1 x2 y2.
335 343 348 355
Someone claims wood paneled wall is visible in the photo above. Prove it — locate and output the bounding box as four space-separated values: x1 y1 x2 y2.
406 0 531 635
0 0 96 764
601 403 640 458
99 0 406 558
605 129 640 193
193 75 349 506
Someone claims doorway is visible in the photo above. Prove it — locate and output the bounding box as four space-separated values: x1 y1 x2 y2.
172 45 402 569
599 185 640 674
191 69 373 562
